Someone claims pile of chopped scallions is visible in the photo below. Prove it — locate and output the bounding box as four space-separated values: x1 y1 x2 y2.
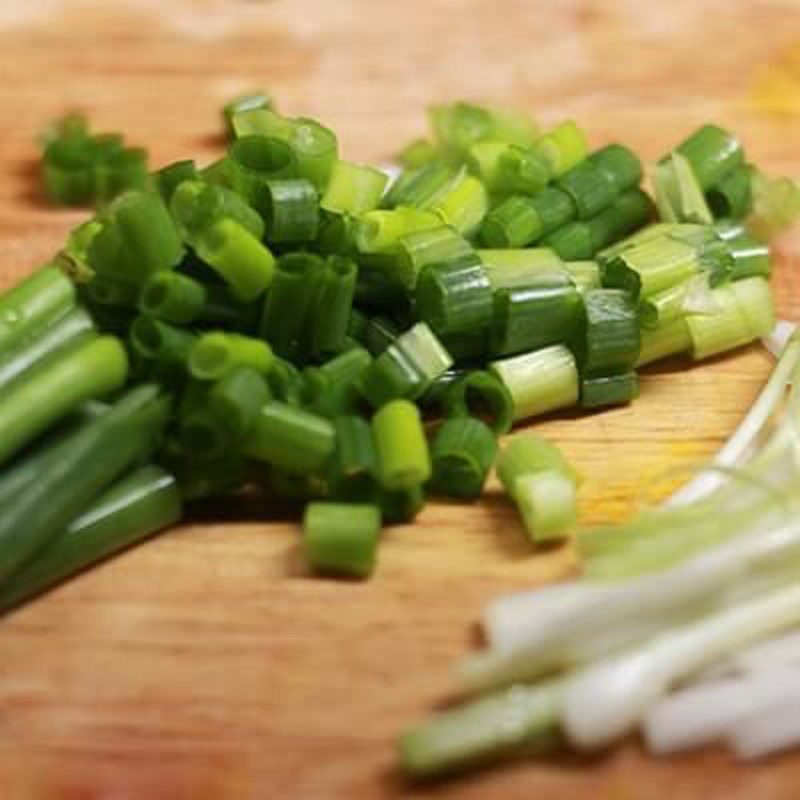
4 95 800 765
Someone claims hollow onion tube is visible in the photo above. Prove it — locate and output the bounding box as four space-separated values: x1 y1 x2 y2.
227 135 297 207
395 226 476 290
321 160 388 215
130 317 196 371
155 159 198 203
581 372 639 409
490 345 579 422
189 332 273 381
440 370 514 435
208 367 270 439
328 415 379 502
579 289 640 375
263 178 320 244
139 271 208 324
372 399 431 491
674 124 744 191
555 159 616 220
223 91 273 137
0 336 128 467
530 120 587 177
384 163 460 210
480 188 576 249
479 248 564 288
353 208 440 254
429 173 489 237
707 163 754 220
0 266 76 356
0 466 182 612
310 255 357 357
429 417 497 500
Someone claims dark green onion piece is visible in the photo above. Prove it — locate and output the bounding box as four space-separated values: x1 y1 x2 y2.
260 252 325 361
580 289 640 375
139 271 207 324
0 465 182 613
0 336 128 467
396 226 476 290
154 159 198 203
555 159 616 220
373 399 431 491
419 368 469 409
481 188 575 249
586 188 654 252
198 285 260 331
246 401 336 474
361 315 400 356
179 408 234 462
581 371 639 409
94 147 149 204
189 332 273 381
0 307 95 393
415 260 493 338
328 415 379 502
589 144 642 194
491 272 584 357
706 164 754 220
303 502 381 579
304 347 372 418
227 135 297 208
674 124 744 191
263 178 320 243
429 417 497 500
42 137 96 206
441 371 515 436
0 266 76 356
130 316 196 371
310 255 357 357
196 218 275 302
172 453 249 501
84 275 139 309
267 356 305 406
380 485 425 524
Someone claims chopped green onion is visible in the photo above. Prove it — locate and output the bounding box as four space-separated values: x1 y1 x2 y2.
0 336 128 467
587 188 654 252
94 147 149 204
541 221 594 260
360 314 400 356
360 322 453 407
353 208 440 254
263 178 320 243
266 356 305 405
706 164 754 220
581 371 639 408
498 145 551 196
195 218 275 302
303 502 381 579
590 144 642 193
579 289 640 375
381 485 425 523
41 137 96 206
415 260 493 338
564 260 601 293
288 117 339 190
531 121 588 177
556 159 616 219
637 318 693 366
130 316 196 372
228 135 297 206
373 399 431 490
727 234 771 280
481 188 576 249
654 152 713 224
178 407 234 461
480 248 564 288
674 124 744 191
231 107 295 140
309 255 357 357
224 91 273 137
304 347 372 418
496 433 580 489
139 271 207 324
208 366 270 438
430 417 497 500
396 226 475 290
440 370 514 435
430 173 489 236
321 160 388 215
84 275 140 309
328 415 379 502
246 401 336 474
398 138 440 169
490 344 579 422
384 162 459 210
189 332 273 381
491 272 584 357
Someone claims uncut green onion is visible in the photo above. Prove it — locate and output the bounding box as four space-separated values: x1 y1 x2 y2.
581 371 639 408
707 164 754 220
531 120 588 177
263 178 320 244
303 502 381 579
396 226 476 290
246 401 336 474
360 322 453 407
0 336 128 467
310 255 357 357
415 260 493 338
674 124 744 191
260 252 325 361
189 332 273 381
139 271 207 324
440 370 514 435
130 316 196 372
491 272 584 357
170 178 265 243
321 160 388 215
579 289 640 375
490 344 579 422
430 417 497 500
224 91 273 137
637 318 693 366
556 159 616 220
0 465 182 613
0 307 95 393
353 208 440 254
228 135 297 207
373 399 431 490
328 415 379 502
155 160 198 204
430 173 489 237
380 485 425 524
196 218 275 302
0 266 76 356
0 384 169 584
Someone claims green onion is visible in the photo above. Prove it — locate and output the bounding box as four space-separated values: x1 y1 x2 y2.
172 453 249 501
396 225 475 290
498 145 551 195
0 307 95 393
0 266 76 356
564 260 601 293
415 260 493 338
491 272 584 357
304 347 372 418
589 144 642 194
581 371 639 408
0 336 128 467
321 160 388 215
42 137 96 206
224 91 273 137
303 502 381 579
654 153 714 225
139 271 207 324
587 188 654 251
430 417 497 500
556 159 616 220
95 147 149 204
266 356 305 405
189 332 273 381
480 248 564 288
56 219 102 284
130 316 196 372
481 188 576 248
228 135 297 206
579 289 640 375
637 318 693 366
466 142 514 193
246 401 336 474
360 314 400 356
353 208 440 254
178 407 233 462
310 255 357 357
0 465 182 612
490 344 579 422
84 275 140 309
360 322 453 407
706 164 754 220
727 234 771 280
381 485 425 523
674 124 744 191
289 117 339 190
328 415 379 502
531 121 588 177
398 138 440 170
541 221 594 260
263 178 320 243
0 384 169 583
440 370 514 435
231 107 295 140
195 218 275 302
430 173 489 236
208 366 270 439
373 399 431 490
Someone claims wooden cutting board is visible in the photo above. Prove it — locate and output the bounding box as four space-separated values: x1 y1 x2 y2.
1 1 800 797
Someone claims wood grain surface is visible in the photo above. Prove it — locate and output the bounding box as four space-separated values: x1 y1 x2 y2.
1 1 800 797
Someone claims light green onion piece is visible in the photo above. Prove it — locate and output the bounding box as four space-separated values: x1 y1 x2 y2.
321 160 388 215
372 399 431 491
189 332 274 381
